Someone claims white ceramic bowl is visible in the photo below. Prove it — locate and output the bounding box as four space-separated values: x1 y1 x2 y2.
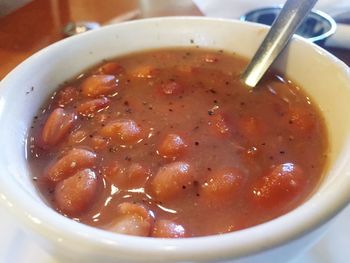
0 17 350 263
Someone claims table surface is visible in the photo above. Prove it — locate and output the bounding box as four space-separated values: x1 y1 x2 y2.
0 0 349 80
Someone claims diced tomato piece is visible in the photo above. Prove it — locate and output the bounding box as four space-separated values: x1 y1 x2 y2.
151 162 192 201
41 108 76 147
151 220 186 238
109 202 153 237
249 163 308 211
158 133 188 158
81 75 118 97
99 119 143 144
55 168 98 215
200 168 245 206
46 148 96 182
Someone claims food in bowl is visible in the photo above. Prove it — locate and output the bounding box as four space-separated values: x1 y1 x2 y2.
28 47 328 238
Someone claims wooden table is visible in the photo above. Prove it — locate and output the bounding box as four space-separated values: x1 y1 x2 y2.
0 0 348 79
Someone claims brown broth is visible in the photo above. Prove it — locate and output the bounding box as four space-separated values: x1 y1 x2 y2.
28 48 328 237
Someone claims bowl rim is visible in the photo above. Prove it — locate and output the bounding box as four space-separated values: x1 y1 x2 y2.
0 16 350 261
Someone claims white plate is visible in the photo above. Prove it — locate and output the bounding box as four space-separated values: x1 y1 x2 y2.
1 204 349 263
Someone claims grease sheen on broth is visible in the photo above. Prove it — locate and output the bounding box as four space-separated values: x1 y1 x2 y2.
28 48 328 238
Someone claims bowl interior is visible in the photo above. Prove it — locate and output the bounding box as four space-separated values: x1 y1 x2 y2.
0 17 350 261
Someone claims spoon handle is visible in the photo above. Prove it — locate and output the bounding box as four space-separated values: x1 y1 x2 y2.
241 0 318 88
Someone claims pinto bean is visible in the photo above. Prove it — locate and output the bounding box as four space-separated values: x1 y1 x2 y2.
109 202 153 237
99 119 143 144
46 148 96 182
200 168 245 206
55 168 98 216
77 97 110 116
151 220 186 238
41 108 75 147
105 162 151 189
158 133 188 158
151 162 192 201
81 75 118 97
97 62 125 75
249 163 308 211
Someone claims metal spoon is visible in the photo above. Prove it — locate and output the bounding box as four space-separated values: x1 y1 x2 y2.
241 0 318 88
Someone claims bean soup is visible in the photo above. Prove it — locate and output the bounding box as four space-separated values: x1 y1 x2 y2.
28 48 328 238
